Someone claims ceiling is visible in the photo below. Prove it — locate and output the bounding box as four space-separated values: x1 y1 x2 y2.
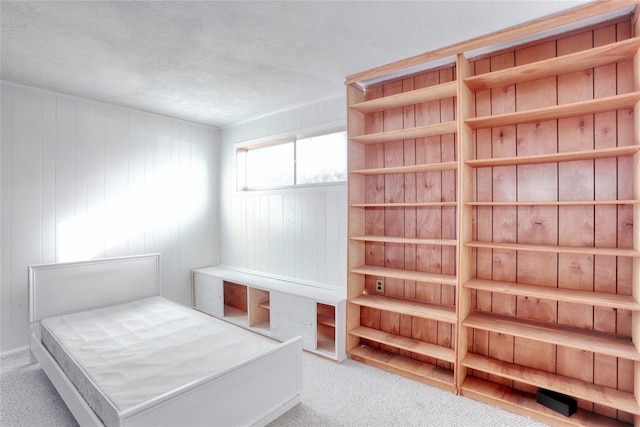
1 1 592 128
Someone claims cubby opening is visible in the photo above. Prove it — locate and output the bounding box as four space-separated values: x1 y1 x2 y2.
316 303 336 354
223 281 248 324
249 288 270 332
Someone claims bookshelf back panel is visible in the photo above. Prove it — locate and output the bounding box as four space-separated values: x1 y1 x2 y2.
468 20 635 422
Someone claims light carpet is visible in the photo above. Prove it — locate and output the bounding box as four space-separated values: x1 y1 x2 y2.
1 349 550 426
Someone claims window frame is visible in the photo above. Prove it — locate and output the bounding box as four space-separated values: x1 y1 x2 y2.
236 127 347 192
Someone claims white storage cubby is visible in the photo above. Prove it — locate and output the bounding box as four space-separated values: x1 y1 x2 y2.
192 266 346 362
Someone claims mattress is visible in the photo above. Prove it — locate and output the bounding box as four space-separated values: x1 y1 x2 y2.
40 296 277 427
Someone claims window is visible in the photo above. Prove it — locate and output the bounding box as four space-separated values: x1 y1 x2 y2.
237 130 347 190
245 142 294 189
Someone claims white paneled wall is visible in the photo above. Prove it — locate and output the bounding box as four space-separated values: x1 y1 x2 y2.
1 81 218 353
219 94 347 290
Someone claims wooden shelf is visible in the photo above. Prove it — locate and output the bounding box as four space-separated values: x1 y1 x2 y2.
317 312 335 328
465 241 640 257
350 235 457 246
351 161 457 175
463 311 640 361
351 120 457 145
347 7 640 425
349 345 455 392
316 302 336 356
350 201 458 208
350 81 458 113
350 265 457 286
464 92 640 130
350 326 455 362
464 278 640 311
466 145 640 168
316 334 335 354
223 305 248 323
351 294 456 323
466 199 640 206
461 377 632 427
464 37 640 91
257 301 270 310
462 353 640 415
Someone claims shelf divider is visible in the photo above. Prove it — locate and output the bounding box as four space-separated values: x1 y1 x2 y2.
464 37 640 91
349 345 455 392
460 377 633 427
351 120 457 144
464 278 640 310
463 311 640 361
350 235 457 246
350 326 455 362
462 353 640 415
464 92 640 130
350 265 457 286
466 199 640 206
466 145 640 168
351 201 457 208
351 161 457 175
350 81 457 113
465 240 640 257
351 294 456 323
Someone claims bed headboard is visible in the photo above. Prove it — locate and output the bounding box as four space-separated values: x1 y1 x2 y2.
29 253 161 323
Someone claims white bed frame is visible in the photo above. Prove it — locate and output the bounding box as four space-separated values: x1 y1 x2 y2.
29 254 303 427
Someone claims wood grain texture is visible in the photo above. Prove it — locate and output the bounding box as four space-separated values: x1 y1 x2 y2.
346 8 640 425
465 92 640 130
464 36 640 91
556 31 596 412
351 294 455 323
461 376 633 427
351 326 455 362
470 56 492 381
466 145 640 167
380 80 404 351
345 1 638 86
462 21 638 421
615 21 636 425
348 65 460 375
401 77 417 358
350 81 457 114
462 353 640 415
465 311 640 361
464 278 640 310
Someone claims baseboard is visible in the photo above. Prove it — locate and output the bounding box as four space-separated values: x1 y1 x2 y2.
0 346 28 359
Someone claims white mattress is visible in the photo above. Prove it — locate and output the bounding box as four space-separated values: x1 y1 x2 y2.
40 296 277 427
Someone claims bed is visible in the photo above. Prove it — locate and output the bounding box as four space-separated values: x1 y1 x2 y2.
28 253 303 427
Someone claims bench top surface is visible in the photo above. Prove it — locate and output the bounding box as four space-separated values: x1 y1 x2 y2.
193 266 346 304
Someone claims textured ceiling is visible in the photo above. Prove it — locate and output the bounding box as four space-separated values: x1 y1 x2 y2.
1 1 591 128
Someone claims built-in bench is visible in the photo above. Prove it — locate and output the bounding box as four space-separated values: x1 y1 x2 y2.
192 266 346 362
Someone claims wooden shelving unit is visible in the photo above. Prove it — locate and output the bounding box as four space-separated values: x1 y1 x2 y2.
223 281 248 323
346 2 640 425
459 7 640 426
317 303 337 354
347 52 459 389
249 288 270 331
349 81 458 113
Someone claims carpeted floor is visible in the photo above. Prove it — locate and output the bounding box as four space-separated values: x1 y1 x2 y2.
1 349 549 426
1 350 78 427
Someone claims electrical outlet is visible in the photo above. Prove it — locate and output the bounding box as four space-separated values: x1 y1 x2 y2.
375 278 384 293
